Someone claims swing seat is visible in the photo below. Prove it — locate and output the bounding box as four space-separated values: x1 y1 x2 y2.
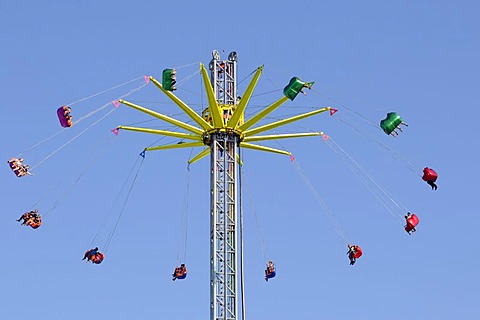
91 252 104 264
283 77 314 101
380 112 403 135
57 106 73 128
177 273 187 280
422 168 438 182
405 214 419 232
8 158 28 177
8 158 19 170
29 220 42 229
350 246 363 259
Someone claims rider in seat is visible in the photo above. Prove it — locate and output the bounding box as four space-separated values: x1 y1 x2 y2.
404 212 419 235
17 209 41 228
83 247 99 261
265 260 276 281
8 158 31 177
172 264 187 281
17 209 37 224
347 244 362 266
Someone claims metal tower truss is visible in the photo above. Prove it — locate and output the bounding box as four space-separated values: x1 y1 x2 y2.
209 50 237 106
116 49 332 320
210 132 238 320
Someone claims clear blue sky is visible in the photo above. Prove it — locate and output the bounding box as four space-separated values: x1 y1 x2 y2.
2 1 479 319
